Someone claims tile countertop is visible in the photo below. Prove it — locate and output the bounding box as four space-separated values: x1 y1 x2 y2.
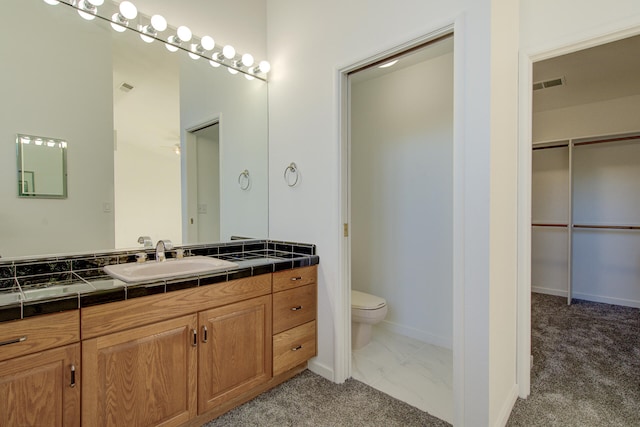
0 240 319 323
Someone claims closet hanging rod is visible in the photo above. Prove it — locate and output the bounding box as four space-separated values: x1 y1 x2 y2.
532 144 569 151
573 224 640 230
573 135 640 147
532 223 568 228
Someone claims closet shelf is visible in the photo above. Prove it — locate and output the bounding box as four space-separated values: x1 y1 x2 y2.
531 223 568 228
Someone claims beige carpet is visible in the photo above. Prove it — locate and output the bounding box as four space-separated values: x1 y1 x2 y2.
508 293 640 426
202 369 450 426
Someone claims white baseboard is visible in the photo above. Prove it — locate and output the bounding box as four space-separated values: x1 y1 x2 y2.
533 287 640 308
572 291 640 309
379 320 452 350
494 383 519 427
307 359 335 382
531 286 567 297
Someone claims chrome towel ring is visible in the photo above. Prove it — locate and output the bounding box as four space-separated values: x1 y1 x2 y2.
238 169 250 190
284 162 299 187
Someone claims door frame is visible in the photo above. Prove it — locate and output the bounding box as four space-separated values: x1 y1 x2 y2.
338 19 457 417
183 117 221 244
516 24 640 398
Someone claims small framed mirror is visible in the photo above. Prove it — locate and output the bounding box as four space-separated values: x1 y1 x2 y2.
16 133 68 199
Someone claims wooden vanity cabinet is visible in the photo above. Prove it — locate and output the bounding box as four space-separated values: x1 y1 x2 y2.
0 311 81 427
272 266 318 376
82 315 198 427
197 294 272 414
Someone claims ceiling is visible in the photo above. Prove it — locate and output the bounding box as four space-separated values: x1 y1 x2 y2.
533 34 640 112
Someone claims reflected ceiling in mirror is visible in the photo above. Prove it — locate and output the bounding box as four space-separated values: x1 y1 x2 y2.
0 0 268 258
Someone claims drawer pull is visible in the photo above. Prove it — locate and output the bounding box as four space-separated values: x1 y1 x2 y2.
290 276 303 281
202 325 208 343
291 306 303 311
291 345 303 351
191 329 198 347
0 336 26 347
70 365 76 388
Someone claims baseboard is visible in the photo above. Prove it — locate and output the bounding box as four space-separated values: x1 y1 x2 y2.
531 286 567 297
307 359 335 382
572 291 640 308
493 383 519 427
379 320 452 350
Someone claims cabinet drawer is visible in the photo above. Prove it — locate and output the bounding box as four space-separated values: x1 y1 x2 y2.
273 284 316 334
273 265 317 292
0 311 79 362
273 320 316 376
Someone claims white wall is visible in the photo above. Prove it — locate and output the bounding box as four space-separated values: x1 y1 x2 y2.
267 0 520 425
180 56 268 241
113 30 182 248
0 0 114 257
351 51 453 348
533 94 640 141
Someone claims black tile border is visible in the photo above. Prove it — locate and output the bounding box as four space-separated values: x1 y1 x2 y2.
0 239 319 322
23 295 78 318
0 303 22 322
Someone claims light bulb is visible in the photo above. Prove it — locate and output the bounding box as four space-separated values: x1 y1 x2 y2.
201 36 215 51
228 67 238 75
77 0 97 20
222 45 236 59
209 60 221 68
165 43 179 52
43 0 60 5
177 26 192 42
86 0 104 5
139 15 166 43
119 1 137 20
110 14 127 32
189 50 200 60
245 74 255 81
150 15 167 32
241 53 254 67
258 60 271 73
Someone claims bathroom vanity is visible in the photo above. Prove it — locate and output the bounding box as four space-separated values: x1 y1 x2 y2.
0 240 318 427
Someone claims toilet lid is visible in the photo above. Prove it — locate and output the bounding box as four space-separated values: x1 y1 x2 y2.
352 290 386 310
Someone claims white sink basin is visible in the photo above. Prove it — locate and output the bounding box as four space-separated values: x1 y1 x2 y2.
104 256 238 283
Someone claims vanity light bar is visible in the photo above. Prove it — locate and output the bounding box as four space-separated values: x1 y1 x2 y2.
42 0 270 81
17 134 68 149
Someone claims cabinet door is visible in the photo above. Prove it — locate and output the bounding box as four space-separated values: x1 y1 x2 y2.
82 314 198 427
0 343 80 427
198 295 272 414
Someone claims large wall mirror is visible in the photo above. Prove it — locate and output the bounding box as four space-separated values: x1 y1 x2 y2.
0 0 268 258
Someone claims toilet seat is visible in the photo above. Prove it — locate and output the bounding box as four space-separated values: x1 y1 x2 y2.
352 290 386 310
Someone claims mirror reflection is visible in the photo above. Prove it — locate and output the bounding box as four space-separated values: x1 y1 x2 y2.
0 0 268 258
16 134 68 199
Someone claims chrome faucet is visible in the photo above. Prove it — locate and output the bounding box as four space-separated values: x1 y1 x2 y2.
155 239 173 262
137 236 153 248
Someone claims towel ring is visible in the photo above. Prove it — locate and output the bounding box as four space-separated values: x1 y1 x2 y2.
238 169 250 190
284 162 299 187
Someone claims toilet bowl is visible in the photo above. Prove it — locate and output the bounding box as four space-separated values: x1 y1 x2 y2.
351 290 388 350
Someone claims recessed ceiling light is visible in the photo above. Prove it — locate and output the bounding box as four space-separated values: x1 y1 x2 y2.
378 60 398 69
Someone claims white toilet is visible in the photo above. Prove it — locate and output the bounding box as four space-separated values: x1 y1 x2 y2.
351 290 388 350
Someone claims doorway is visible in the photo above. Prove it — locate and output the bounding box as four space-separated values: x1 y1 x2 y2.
345 34 454 423
517 29 640 398
185 121 221 244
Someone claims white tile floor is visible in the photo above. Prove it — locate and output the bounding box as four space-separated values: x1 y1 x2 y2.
351 325 453 424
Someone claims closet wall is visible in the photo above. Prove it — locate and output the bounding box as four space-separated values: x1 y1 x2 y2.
532 122 640 307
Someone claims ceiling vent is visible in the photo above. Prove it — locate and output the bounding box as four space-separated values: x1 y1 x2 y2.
118 82 134 93
533 77 565 91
